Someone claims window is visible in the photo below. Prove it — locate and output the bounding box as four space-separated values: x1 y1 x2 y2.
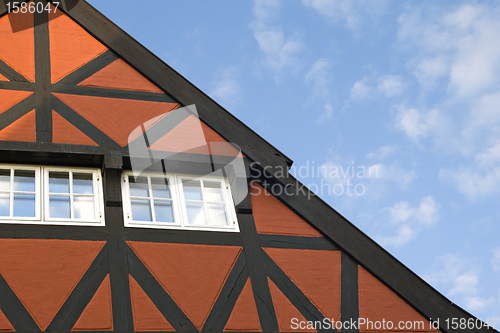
122 172 239 232
0 165 104 226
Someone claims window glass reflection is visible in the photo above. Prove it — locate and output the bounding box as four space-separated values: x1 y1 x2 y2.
49 172 70 194
73 173 93 194
14 170 35 192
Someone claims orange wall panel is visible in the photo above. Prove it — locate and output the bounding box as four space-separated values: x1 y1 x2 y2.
128 242 242 330
53 93 179 147
148 114 210 155
0 309 14 332
0 90 33 114
72 275 113 331
268 279 316 332
224 278 261 332
0 110 36 142
52 110 98 146
0 239 104 331
78 58 163 93
48 10 108 83
0 12 35 81
264 248 341 321
358 267 439 332
130 275 175 332
0 73 8 81
250 183 322 237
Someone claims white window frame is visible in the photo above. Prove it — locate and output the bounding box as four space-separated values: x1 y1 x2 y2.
0 164 105 227
43 167 105 226
122 171 239 232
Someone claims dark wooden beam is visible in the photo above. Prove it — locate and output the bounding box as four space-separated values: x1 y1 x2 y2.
0 224 107 241
341 252 359 333
259 234 338 251
125 228 242 247
0 81 36 91
235 171 279 332
34 2 53 143
0 94 35 131
52 84 178 103
102 157 134 332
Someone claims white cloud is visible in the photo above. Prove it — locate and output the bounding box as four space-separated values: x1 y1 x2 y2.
369 163 416 190
377 196 439 247
306 58 331 99
493 248 500 272
377 75 406 97
449 270 479 296
394 104 440 145
316 102 333 123
465 296 495 313
350 75 406 100
399 4 500 98
301 0 388 30
210 66 241 107
250 0 304 73
365 145 398 161
439 139 500 200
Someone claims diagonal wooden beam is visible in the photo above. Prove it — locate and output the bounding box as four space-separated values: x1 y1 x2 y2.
55 50 118 85
202 251 249 332
0 93 35 131
263 249 339 333
46 244 109 331
52 95 121 148
127 245 199 332
0 274 41 332
0 58 30 82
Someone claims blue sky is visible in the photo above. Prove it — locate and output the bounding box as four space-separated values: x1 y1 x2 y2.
87 0 500 321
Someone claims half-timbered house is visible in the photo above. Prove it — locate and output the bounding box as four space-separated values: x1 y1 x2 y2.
0 1 496 332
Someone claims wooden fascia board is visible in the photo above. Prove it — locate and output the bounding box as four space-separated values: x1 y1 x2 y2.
51 0 293 172
265 174 498 333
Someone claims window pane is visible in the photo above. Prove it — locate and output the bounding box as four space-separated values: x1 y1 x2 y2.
186 202 206 225
14 170 35 192
207 203 228 226
49 172 70 194
131 198 152 221
13 193 35 217
154 201 174 223
129 176 149 197
204 181 224 202
74 196 95 220
0 169 10 191
151 177 171 199
0 192 10 216
50 196 71 219
183 180 203 201
73 173 93 194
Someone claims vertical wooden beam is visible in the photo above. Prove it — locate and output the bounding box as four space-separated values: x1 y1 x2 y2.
102 154 134 331
236 160 279 332
34 0 52 143
341 252 359 333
